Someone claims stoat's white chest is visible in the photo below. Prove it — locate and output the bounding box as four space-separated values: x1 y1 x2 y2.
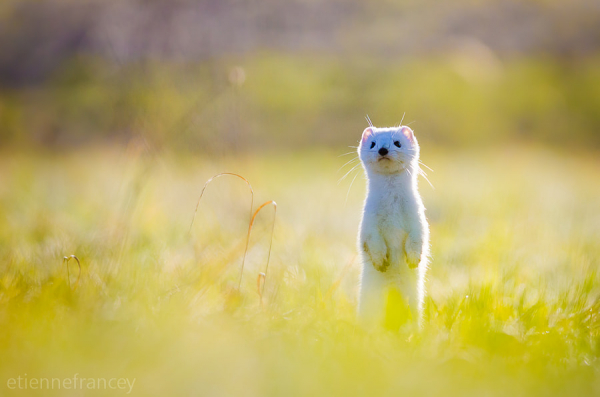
364 173 415 244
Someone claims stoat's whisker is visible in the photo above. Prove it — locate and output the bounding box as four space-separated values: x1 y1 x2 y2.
345 171 361 205
365 114 374 127
337 157 360 173
419 161 434 172
338 163 362 184
399 112 405 126
339 151 358 157
419 166 435 189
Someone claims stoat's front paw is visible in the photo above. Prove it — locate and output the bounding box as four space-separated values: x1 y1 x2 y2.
405 238 422 269
362 240 389 272
374 253 391 272
405 249 421 269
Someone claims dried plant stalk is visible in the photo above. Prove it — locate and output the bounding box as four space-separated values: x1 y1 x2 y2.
62 255 81 290
189 173 254 290
241 200 277 292
257 272 266 303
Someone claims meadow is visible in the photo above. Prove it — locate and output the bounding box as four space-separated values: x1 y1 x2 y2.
1 144 599 396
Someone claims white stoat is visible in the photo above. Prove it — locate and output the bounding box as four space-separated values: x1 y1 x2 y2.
356 125 429 328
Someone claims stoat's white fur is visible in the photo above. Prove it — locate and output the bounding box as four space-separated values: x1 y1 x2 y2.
357 125 429 327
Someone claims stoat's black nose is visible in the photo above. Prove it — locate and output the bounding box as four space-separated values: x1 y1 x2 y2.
378 148 388 156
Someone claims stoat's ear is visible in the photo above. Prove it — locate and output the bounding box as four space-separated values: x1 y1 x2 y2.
361 127 374 145
400 126 415 142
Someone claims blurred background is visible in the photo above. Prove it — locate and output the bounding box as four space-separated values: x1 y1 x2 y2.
2 2 600 395
1 0 599 153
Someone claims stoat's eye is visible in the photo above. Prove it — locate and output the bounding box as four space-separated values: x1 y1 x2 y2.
370 141 376 149
394 141 401 148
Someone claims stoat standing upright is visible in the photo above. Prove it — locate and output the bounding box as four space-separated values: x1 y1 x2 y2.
357 124 430 327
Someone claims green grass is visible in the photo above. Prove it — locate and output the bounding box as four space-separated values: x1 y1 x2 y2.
3 54 600 150
1 146 600 396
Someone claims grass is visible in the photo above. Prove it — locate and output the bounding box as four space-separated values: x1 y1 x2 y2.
1 145 600 396
4 54 600 150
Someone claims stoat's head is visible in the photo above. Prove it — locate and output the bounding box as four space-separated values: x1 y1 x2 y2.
358 126 419 175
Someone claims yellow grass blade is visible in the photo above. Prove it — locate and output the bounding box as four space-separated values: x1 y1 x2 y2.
62 255 81 290
189 173 254 291
241 200 277 292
